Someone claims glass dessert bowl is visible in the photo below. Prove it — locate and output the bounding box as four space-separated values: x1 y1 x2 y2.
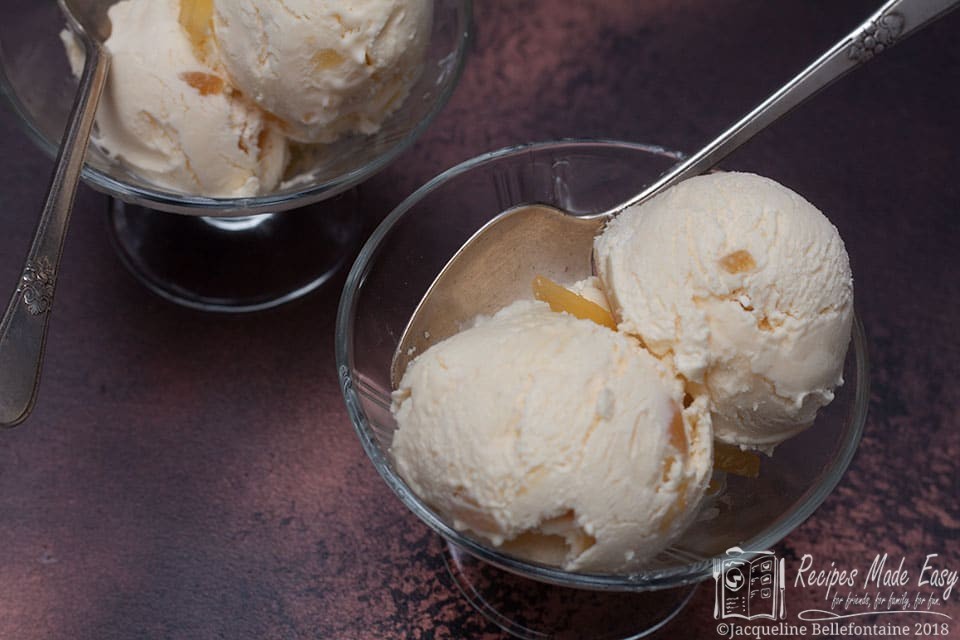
0 0 472 311
337 141 869 638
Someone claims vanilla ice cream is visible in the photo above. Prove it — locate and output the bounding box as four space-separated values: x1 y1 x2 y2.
60 0 434 196
212 0 432 143
62 0 288 197
594 172 853 452
391 300 712 573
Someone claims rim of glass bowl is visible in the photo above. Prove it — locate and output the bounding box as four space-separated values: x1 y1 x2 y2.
0 1 472 217
336 139 869 591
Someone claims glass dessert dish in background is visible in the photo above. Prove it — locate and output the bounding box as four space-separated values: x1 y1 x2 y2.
336 141 869 639
0 0 471 312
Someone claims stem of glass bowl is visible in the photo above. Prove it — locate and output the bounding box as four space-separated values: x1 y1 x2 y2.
106 190 363 313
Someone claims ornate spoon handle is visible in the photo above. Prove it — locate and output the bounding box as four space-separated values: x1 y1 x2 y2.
0 35 110 428
609 0 960 216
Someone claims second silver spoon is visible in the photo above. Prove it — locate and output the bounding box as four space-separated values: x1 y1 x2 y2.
0 0 112 427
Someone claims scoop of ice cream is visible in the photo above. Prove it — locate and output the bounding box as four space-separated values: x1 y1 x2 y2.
61 0 288 197
594 172 853 452
211 0 432 143
391 300 712 573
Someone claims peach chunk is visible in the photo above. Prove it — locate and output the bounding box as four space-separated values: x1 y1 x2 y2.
713 442 761 478
532 275 616 330
180 71 224 96
179 0 214 60
719 250 756 274
313 49 346 70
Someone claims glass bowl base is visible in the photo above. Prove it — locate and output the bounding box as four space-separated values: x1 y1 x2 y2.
443 542 697 639
107 190 363 313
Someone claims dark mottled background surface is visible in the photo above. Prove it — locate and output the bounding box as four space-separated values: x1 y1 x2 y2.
0 2 958 638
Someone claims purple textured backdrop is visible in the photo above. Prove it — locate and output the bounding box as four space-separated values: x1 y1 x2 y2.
0 2 958 638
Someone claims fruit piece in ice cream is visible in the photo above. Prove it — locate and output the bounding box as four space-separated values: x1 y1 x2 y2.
211 0 433 143
713 442 761 478
594 171 853 452
391 300 713 572
532 275 616 330
179 0 215 62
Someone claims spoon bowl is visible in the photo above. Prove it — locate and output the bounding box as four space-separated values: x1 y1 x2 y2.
390 205 602 386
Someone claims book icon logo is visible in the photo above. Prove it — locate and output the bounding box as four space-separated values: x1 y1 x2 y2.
714 547 786 621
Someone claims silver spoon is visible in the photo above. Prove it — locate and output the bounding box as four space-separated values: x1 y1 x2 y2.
0 0 112 427
391 0 958 387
